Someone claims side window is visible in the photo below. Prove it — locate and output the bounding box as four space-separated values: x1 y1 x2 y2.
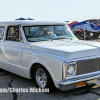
90 20 96 24
0 27 4 40
7 26 23 42
86 21 90 23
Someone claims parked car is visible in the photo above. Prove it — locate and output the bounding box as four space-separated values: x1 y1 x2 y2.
86 19 100 26
0 20 100 92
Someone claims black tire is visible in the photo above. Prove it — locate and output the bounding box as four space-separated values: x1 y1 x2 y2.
33 65 55 92
93 33 99 38
97 33 100 38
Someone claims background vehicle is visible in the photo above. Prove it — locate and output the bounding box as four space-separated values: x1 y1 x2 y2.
70 21 100 39
68 21 78 26
86 19 100 26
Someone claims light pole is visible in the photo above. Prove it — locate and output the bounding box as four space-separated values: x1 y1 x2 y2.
69 18 71 22
93 15 95 19
84 16 86 20
76 17 78 21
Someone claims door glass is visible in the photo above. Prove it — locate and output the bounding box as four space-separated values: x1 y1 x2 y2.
90 20 96 24
7 26 24 42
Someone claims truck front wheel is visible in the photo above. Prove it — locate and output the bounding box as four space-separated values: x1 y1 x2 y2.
33 65 55 92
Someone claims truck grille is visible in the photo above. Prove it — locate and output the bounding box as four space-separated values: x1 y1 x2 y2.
76 58 100 75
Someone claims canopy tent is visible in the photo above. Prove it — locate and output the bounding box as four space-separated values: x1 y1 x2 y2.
70 21 99 32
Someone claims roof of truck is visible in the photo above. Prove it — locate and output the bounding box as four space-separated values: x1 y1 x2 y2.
0 20 66 26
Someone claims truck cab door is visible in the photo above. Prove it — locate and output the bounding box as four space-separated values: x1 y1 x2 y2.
1 26 24 76
0 27 5 69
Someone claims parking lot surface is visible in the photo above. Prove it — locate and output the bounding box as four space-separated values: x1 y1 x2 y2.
1 69 100 100
0 69 100 100
1 39 100 100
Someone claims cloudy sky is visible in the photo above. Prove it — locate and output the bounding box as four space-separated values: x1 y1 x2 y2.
0 0 99 23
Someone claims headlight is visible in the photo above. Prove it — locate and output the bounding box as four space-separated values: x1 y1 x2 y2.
68 65 76 75
62 61 77 80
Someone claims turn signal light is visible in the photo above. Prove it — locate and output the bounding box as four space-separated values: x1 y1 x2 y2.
76 81 86 88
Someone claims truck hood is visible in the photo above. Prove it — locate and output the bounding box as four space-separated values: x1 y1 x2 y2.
30 39 100 60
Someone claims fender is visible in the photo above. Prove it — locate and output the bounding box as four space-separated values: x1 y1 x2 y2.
22 59 56 82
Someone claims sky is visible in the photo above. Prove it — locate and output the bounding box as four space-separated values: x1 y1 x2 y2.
0 0 100 23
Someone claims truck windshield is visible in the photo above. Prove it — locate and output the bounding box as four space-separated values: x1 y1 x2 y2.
23 25 74 42
97 20 100 25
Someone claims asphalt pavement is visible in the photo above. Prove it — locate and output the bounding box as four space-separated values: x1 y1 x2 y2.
1 39 100 100
0 66 100 100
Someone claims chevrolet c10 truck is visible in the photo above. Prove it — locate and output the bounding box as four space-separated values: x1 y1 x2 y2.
0 20 100 92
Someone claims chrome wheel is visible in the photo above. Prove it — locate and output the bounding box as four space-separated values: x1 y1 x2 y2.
35 68 47 88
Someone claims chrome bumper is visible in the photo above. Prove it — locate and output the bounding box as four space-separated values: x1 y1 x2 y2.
58 71 100 91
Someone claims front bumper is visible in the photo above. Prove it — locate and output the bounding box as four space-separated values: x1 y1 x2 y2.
58 71 100 91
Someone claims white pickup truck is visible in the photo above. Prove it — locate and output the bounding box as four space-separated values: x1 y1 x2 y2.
0 20 100 92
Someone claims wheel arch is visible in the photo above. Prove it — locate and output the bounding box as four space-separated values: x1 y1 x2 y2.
30 61 54 82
